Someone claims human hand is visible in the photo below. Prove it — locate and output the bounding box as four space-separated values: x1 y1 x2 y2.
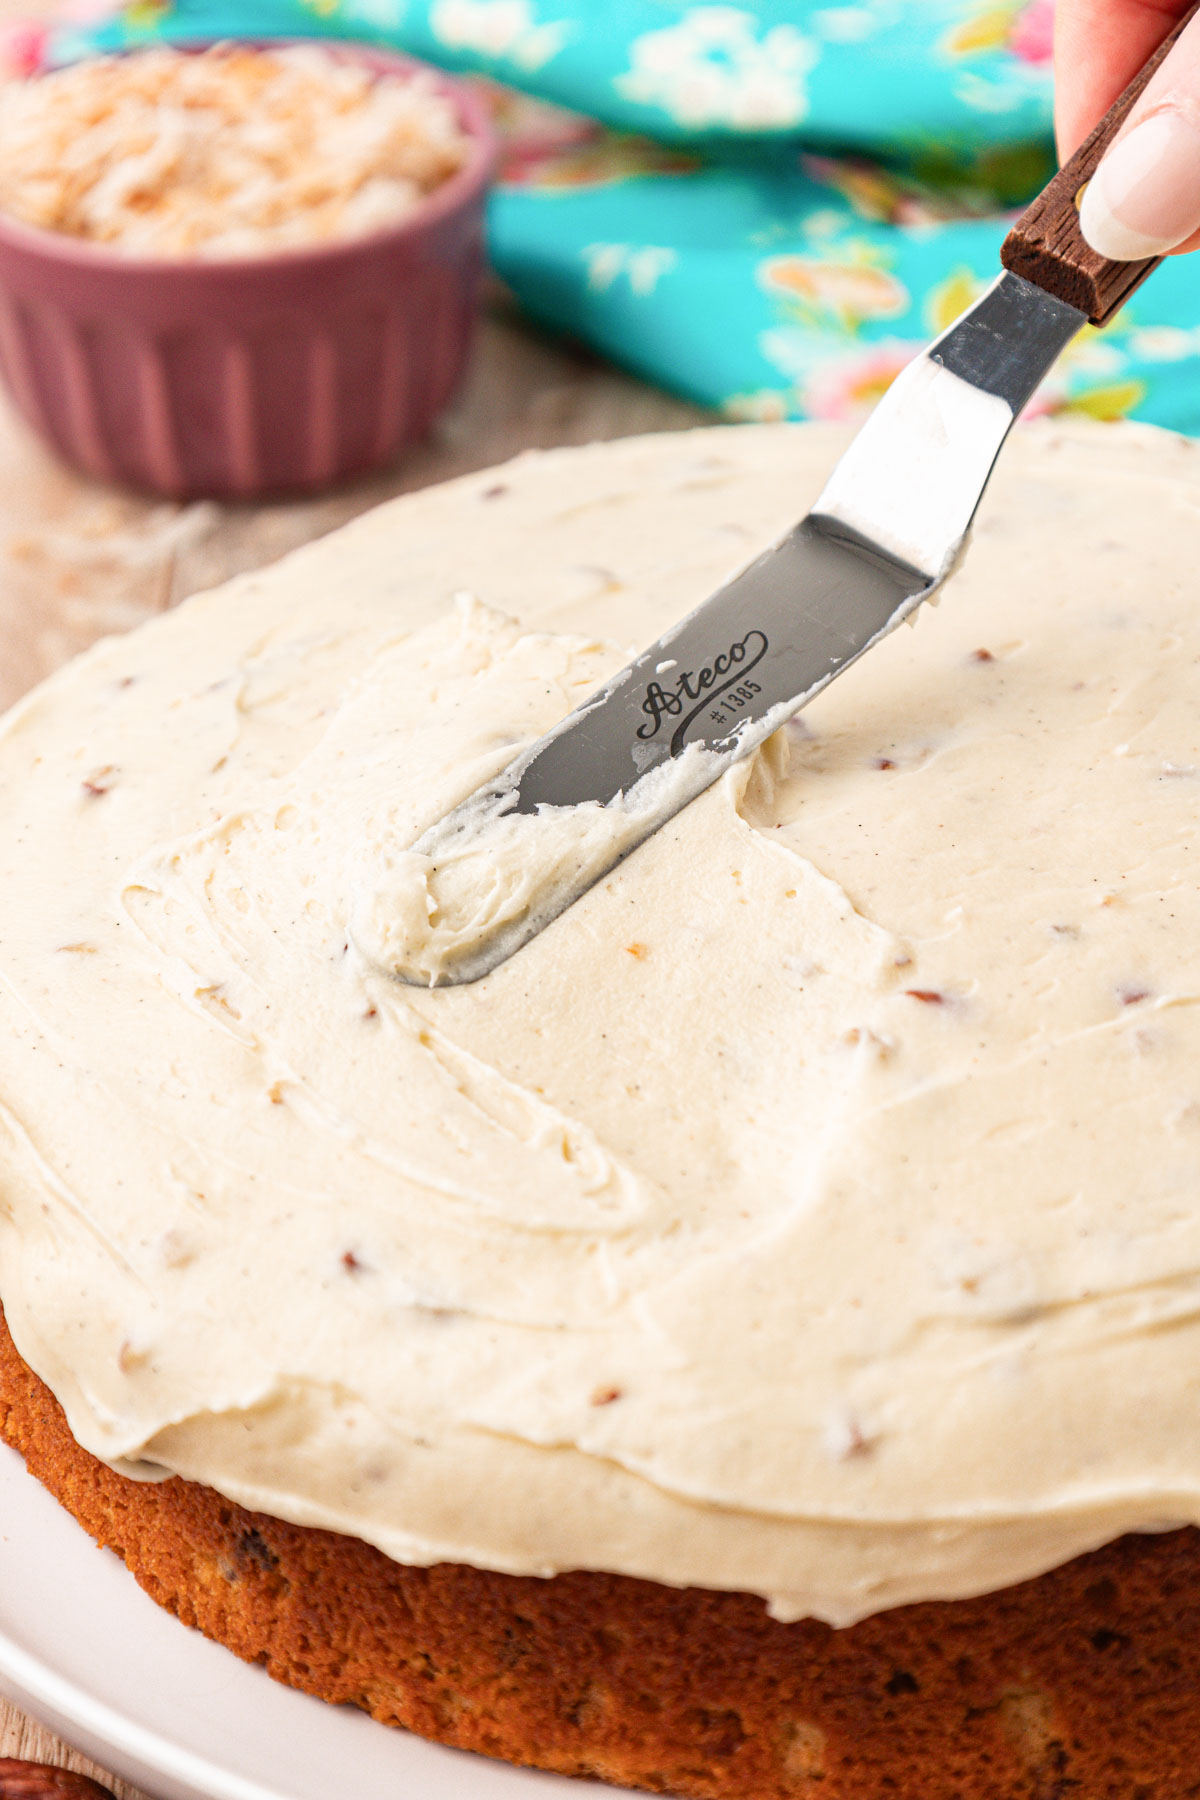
1057 0 1200 258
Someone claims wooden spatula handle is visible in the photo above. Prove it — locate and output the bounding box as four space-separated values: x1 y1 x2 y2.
1002 1 1200 325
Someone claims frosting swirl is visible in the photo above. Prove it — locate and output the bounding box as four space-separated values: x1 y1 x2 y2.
1 421 1199 1627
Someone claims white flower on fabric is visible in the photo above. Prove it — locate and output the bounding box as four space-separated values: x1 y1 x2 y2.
953 68 1045 116
343 0 408 26
616 7 819 131
759 326 825 382
430 0 571 72
803 208 850 241
584 242 678 297
811 7 876 44
1130 326 1200 362
1065 340 1125 377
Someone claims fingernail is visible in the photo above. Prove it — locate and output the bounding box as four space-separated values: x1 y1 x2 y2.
1079 106 1200 260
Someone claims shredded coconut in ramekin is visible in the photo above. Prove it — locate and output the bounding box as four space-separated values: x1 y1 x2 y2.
0 44 473 257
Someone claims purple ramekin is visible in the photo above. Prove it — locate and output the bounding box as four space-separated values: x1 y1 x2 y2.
0 45 495 499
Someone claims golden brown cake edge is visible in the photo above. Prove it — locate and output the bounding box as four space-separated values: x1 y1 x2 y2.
2 1307 1199 1799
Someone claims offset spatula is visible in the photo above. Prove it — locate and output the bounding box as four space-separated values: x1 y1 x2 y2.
406 16 1193 985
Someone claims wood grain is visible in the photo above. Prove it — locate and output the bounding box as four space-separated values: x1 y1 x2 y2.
1001 0 1200 323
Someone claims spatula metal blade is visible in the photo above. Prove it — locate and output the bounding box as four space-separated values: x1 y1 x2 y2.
403 274 1085 985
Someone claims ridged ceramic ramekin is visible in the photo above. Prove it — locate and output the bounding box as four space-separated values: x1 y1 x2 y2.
0 46 494 499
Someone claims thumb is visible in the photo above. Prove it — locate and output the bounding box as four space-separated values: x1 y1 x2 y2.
1080 7 1200 257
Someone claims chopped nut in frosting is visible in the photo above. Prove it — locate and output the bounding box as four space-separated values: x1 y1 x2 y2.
0 45 471 257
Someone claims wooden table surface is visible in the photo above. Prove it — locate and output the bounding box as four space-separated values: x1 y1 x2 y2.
0 8 705 1787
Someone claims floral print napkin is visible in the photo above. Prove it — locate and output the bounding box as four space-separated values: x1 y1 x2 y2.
25 0 1200 431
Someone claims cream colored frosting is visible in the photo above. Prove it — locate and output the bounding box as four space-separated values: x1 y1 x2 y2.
374 738 727 986
3 420 1200 1628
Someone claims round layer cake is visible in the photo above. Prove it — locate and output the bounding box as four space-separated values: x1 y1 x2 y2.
2 420 1200 1797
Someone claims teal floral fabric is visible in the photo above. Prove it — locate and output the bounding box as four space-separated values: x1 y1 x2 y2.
25 0 1200 431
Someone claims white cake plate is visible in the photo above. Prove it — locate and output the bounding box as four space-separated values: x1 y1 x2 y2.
0 1441 627 1800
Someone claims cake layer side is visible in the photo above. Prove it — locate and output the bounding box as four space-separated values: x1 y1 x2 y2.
3 1307 1200 1800
3 420 1200 1624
